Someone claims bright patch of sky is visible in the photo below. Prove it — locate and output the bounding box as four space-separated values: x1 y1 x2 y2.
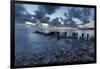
72 17 82 24
23 4 39 15
46 7 69 21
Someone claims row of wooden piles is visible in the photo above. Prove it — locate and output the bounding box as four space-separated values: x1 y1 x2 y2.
35 31 94 42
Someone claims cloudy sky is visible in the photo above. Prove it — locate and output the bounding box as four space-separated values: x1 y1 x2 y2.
22 4 68 20
15 4 95 24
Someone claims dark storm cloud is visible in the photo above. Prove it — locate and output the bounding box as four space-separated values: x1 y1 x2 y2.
15 4 28 23
42 17 50 23
15 4 34 23
34 6 45 20
41 5 60 15
63 7 94 24
15 4 94 24
50 17 61 25
34 5 60 22
15 4 26 17
15 4 60 23
81 8 92 23
68 8 82 18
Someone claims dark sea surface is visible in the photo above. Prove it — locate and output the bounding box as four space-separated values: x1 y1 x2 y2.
15 23 95 66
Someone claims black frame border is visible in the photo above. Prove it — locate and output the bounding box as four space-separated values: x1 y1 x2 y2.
10 1 97 68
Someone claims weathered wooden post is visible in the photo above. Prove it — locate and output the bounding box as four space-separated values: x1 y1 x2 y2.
80 36 82 40
72 32 73 39
91 36 94 42
61 32 64 39
64 32 67 38
50 31 55 39
57 32 60 40
63 32 67 38
65 32 67 38
62 32 64 39
86 34 89 41
82 33 84 40
72 32 78 40
72 32 74 39
75 33 78 40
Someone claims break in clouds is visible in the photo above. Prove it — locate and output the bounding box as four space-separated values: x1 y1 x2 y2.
15 4 95 25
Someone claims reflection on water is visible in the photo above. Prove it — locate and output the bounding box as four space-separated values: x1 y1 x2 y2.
15 23 95 66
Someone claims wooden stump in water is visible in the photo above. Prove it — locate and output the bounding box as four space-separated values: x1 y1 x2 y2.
80 36 82 40
72 32 78 40
82 33 85 40
75 33 78 40
86 34 89 41
63 32 67 38
90 36 94 42
56 32 60 40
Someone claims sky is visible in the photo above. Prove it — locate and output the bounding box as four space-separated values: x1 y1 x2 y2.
23 4 38 15
15 4 95 24
23 4 68 20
